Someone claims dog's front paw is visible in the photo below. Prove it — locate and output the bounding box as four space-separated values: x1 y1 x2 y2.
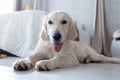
35 60 54 71
13 59 33 71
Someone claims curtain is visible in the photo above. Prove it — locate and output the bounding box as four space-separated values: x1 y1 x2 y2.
92 0 112 56
34 0 47 11
34 0 42 10
13 0 22 11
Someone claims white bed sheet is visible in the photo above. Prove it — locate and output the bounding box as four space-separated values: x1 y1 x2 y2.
0 10 45 57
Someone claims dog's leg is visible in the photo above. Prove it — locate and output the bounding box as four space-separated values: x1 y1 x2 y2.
88 48 120 63
13 52 48 71
35 54 79 71
13 40 50 71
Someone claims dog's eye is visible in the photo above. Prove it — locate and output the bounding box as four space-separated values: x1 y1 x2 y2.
48 20 53 24
61 20 67 24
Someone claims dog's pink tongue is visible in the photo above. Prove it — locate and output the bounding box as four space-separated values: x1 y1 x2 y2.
54 43 62 52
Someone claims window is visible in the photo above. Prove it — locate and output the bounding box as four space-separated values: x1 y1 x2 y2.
0 0 14 15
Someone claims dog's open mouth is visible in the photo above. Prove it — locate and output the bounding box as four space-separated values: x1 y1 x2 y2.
53 43 63 52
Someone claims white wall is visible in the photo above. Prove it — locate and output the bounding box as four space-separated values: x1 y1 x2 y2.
47 0 96 35
21 0 120 35
108 0 120 34
47 0 120 36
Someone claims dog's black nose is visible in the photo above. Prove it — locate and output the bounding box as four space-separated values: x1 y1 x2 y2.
53 32 61 41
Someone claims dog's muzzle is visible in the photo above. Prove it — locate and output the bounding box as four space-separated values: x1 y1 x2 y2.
52 32 62 52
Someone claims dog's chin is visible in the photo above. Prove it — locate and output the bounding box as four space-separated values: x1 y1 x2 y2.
52 42 63 52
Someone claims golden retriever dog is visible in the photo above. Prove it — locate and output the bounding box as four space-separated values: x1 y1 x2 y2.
13 11 120 71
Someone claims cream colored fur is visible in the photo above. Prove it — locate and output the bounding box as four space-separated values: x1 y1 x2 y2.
13 11 120 71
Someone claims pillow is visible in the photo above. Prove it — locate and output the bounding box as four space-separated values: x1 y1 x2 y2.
0 10 45 57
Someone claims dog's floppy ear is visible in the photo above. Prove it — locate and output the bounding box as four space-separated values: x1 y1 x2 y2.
40 15 49 41
68 19 77 40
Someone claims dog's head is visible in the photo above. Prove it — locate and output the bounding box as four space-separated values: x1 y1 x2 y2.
40 11 77 52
